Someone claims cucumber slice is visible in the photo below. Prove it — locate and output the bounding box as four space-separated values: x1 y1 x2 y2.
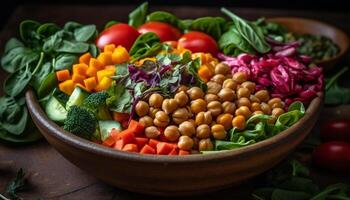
66 86 89 110
99 120 122 141
45 96 68 123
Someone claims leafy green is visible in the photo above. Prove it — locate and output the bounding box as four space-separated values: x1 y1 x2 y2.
325 67 350 105
129 32 162 62
146 11 183 29
128 2 149 28
104 20 118 29
106 83 133 113
6 168 27 200
74 24 96 42
3 64 32 97
188 17 226 39
53 53 78 70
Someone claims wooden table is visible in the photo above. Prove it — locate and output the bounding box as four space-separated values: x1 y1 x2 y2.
1 5 350 200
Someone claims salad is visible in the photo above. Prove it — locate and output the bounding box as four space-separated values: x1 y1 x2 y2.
0 3 324 155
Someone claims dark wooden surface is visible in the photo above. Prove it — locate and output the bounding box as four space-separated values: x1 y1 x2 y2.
1 5 350 200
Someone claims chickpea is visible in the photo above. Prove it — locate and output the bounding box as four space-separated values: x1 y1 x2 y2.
216 113 233 130
177 85 189 93
177 136 194 150
251 102 261 112
215 63 230 75
145 126 160 139
149 107 160 118
268 98 284 109
260 102 271 115
235 106 252 119
188 119 196 127
196 124 211 139
149 93 163 108
253 110 264 115
172 108 189 124
226 74 233 79
195 111 212 125
232 115 246 130
162 99 178 114
236 97 251 108
211 124 227 140
174 91 189 107
241 81 256 93
192 137 199 150
272 108 285 118
135 101 149 117
237 87 251 98
178 121 196 137
153 111 170 128
222 79 237 90
198 139 214 151
187 87 204 100
205 94 219 103
232 72 247 83
210 74 226 85
250 95 261 103
186 106 194 119
206 81 222 94
207 101 222 117
218 88 236 102
255 90 270 102
164 125 180 142
139 116 153 127
221 102 234 114
190 99 207 114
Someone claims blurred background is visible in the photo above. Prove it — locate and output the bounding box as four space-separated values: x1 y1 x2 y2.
1 0 350 30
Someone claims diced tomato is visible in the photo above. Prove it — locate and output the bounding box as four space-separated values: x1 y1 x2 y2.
156 142 175 155
114 139 125 150
122 144 139 152
149 139 160 149
140 144 156 154
179 150 190 156
135 137 149 149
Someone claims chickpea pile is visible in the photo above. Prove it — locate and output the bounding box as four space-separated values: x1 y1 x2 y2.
134 62 286 153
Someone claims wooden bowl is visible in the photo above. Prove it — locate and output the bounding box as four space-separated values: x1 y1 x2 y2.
268 17 349 71
25 90 323 196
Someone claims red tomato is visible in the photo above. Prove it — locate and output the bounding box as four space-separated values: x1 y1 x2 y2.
138 22 182 42
178 31 219 56
321 119 350 142
312 141 350 172
96 23 140 50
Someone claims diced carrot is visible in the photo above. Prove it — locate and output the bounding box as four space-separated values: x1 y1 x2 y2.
140 144 156 154
73 63 88 76
89 58 104 70
149 139 160 149
112 46 130 64
84 77 97 91
116 129 135 144
128 120 145 136
156 142 175 155
95 77 113 91
97 52 113 66
56 69 71 82
198 64 214 83
102 135 116 147
86 66 99 77
97 69 115 83
179 150 190 156
168 148 178 156
114 139 124 150
122 144 138 153
113 112 130 122
79 52 92 65
72 73 86 84
59 80 75 95
104 44 116 53
135 137 149 149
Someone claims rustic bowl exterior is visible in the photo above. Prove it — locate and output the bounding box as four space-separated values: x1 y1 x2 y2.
25 90 323 196
268 17 349 71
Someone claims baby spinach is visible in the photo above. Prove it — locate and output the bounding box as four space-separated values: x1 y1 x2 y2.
3 65 32 97
219 26 256 56
106 83 133 113
53 53 78 70
128 2 148 28
20 20 40 43
74 25 97 42
36 72 57 99
325 67 350 105
221 8 271 53
0 96 28 135
129 32 162 62
36 23 60 37
146 11 183 30
188 17 226 39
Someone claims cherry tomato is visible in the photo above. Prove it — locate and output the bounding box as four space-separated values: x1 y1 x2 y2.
96 23 140 50
321 119 350 142
138 22 182 42
178 31 219 56
312 141 350 172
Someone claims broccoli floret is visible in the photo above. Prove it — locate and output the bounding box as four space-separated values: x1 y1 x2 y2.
82 91 111 120
63 105 97 140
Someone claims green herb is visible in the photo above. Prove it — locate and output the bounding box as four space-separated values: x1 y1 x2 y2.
104 20 118 29
188 17 226 39
106 83 133 113
6 168 27 200
325 67 350 105
129 32 162 62
128 2 149 28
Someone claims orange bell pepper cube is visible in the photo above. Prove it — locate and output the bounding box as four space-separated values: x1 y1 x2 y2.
104 44 116 53
72 73 86 85
84 77 97 91
56 69 71 82
140 144 156 154
89 58 104 70
97 52 113 66
79 52 92 65
59 80 75 95
73 63 88 76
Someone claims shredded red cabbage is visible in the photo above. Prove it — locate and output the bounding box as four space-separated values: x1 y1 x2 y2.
218 42 324 106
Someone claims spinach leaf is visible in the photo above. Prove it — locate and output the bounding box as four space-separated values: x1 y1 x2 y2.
89 44 99 57
129 32 162 62
19 20 40 42
6 168 27 200
3 38 24 53
128 2 148 28
4 64 32 97
36 72 57 99
221 8 270 53
146 11 183 29
325 67 350 105
310 183 350 200
215 137 255 150
189 17 226 39
104 20 118 29
106 83 133 113
0 97 28 135
271 189 312 200
55 40 89 53
1 46 39 73
53 53 78 70
218 26 255 56
74 25 97 42
63 21 82 32
36 23 60 37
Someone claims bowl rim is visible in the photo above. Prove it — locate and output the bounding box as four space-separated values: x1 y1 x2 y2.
25 89 323 163
267 17 350 64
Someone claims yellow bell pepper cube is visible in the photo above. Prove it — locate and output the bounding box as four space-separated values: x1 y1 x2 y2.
97 69 115 83
97 52 113 66
59 80 75 95
104 44 116 53
112 46 130 64
95 77 113 91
